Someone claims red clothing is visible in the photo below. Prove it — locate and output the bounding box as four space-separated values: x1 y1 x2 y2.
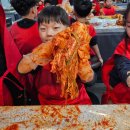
102 6 115 16
93 0 100 16
102 39 130 104
31 23 95 105
58 0 62 4
10 21 41 54
0 5 38 105
89 24 96 37
34 64 92 105
37 4 44 13
0 6 21 69
0 5 22 105
88 24 96 56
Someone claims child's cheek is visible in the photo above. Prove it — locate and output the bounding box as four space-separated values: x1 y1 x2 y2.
126 28 130 38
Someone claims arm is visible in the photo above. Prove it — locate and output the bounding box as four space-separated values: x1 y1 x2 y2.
17 53 38 74
78 59 94 83
92 44 103 65
18 42 53 74
78 44 94 83
114 55 130 87
90 36 103 64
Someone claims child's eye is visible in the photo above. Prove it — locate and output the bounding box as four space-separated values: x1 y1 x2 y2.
53 27 59 30
40 28 46 31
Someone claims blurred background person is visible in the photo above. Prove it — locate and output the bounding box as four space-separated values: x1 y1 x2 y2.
100 0 115 15
37 0 44 13
10 0 42 55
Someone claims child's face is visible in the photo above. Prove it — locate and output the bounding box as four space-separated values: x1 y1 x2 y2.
105 0 113 7
126 12 130 38
39 0 44 5
39 22 67 43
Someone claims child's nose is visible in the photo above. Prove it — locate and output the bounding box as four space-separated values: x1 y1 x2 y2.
47 29 54 37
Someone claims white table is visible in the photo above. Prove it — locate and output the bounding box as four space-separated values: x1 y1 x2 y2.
0 105 130 129
89 17 125 62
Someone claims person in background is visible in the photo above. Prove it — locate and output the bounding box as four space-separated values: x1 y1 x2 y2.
0 4 22 74
100 0 115 15
10 0 42 55
72 0 103 104
73 0 103 65
92 0 100 16
8 0 42 105
17 6 95 105
37 0 44 13
0 4 26 106
102 3 130 104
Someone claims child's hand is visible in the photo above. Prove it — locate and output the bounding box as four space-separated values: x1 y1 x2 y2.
99 58 103 65
18 54 38 74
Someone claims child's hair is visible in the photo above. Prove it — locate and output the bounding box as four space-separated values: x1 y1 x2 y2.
44 0 58 6
123 3 130 52
10 0 39 16
124 3 130 26
73 0 92 18
38 6 70 26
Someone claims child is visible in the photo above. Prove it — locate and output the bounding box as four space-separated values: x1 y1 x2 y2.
17 6 94 105
100 0 115 16
102 3 130 104
10 0 42 55
73 0 103 65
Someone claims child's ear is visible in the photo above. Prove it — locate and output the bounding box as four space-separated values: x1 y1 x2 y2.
29 7 34 14
31 6 37 14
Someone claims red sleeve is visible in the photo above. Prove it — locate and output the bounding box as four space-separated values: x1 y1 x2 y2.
95 3 100 16
88 25 96 37
58 0 62 4
37 5 44 13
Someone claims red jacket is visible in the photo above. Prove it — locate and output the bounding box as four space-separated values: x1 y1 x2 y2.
102 6 115 16
0 5 21 105
0 5 37 105
10 21 41 55
0 5 21 69
34 64 92 105
102 39 130 104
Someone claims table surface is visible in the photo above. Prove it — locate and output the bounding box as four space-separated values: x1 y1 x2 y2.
0 105 130 130
89 17 125 33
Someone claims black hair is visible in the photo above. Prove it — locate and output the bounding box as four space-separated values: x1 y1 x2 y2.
124 3 130 26
38 5 70 26
74 0 92 18
10 0 39 16
44 0 58 6
122 3 130 52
